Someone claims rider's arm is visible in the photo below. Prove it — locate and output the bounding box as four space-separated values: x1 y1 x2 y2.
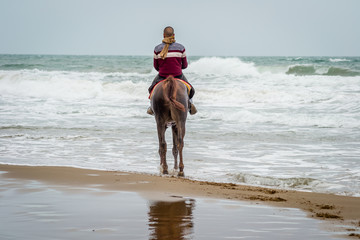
181 49 188 69
153 52 160 71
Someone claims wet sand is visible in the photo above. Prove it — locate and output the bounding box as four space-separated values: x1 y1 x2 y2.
0 164 359 239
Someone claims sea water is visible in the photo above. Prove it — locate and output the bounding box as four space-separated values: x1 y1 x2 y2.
0 55 359 196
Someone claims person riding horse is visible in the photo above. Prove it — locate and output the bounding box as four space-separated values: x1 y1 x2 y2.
147 26 197 115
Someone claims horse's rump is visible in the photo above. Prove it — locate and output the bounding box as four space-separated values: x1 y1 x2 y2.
150 76 188 113
164 76 186 112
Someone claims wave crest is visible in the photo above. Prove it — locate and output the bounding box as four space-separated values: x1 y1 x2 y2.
286 64 360 76
187 57 259 76
329 58 351 62
286 65 316 76
324 67 360 76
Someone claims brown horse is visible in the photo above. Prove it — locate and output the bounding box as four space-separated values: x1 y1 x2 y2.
150 76 189 177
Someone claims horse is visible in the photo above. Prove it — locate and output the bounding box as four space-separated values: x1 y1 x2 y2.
150 76 189 177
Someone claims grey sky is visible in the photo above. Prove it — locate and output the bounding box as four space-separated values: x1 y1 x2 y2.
0 0 359 56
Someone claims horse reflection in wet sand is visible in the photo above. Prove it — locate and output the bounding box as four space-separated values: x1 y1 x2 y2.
150 76 189 176
148 199 195 240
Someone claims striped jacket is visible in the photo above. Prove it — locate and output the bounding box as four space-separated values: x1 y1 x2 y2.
153 42 188 77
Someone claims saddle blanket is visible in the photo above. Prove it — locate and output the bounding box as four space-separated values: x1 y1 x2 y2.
148 78 191 99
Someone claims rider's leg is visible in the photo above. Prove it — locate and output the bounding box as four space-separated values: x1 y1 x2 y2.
147 75 165 115
148 74 164 93
175 74 197 115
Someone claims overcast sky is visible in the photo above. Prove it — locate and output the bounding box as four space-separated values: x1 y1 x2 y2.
0 0 359 56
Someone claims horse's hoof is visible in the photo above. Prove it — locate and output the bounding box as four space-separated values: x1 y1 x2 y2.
178 171 185 177
160 165 168 175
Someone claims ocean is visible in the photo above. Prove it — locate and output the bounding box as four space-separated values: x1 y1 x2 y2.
0 54 359 196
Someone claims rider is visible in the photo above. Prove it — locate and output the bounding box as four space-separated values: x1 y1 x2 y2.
147 26 197 115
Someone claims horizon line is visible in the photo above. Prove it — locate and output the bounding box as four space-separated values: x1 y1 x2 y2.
1 53 359 58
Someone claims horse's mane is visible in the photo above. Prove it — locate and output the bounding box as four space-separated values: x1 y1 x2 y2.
164 76 186 112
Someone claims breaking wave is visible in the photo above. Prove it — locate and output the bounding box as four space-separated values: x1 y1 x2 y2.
329 58 351 62
0 69 150 101
286 64 360 76
188 57 360 77
286 65 316 75
187 57 260 77
324 67 360 76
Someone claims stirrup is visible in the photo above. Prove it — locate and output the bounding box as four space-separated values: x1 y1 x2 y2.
147 107 154 115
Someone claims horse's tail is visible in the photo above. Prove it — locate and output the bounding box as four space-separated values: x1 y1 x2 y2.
164 76 186 112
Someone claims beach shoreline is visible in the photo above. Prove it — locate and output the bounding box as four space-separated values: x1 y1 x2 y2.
1 163 359 238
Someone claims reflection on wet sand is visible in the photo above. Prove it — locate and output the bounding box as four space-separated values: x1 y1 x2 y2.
0 171 351 240
148 198 195 240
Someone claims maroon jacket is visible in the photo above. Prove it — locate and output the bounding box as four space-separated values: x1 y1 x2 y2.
153 42 188 77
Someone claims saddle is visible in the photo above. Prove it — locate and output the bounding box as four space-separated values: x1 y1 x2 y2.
148 78 191 99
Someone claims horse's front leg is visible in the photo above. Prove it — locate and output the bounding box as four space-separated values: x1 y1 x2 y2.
157 123 168 174
172 125 179 171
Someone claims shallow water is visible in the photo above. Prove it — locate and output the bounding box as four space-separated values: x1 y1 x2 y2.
0 55 359 196
0 174 344 240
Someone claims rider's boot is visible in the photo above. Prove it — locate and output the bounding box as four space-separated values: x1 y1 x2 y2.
147 107 154 115
189 99 197 115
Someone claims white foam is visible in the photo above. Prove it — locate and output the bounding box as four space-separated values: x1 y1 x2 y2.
0 69 149 102
329 58 351 62
187 57 260 77
230 172 350 194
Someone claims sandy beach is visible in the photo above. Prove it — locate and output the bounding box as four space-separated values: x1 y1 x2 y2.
0 164 359 239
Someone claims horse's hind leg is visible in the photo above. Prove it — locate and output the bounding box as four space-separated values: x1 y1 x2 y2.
172 125 179 171
157 123 168 174
177 123 186 177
